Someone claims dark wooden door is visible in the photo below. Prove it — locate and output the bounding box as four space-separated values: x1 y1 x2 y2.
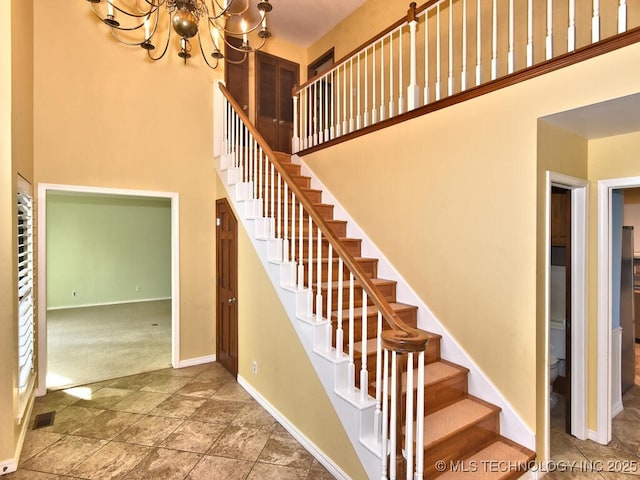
225 36 249 114
256 52 299 153
216 198 238 378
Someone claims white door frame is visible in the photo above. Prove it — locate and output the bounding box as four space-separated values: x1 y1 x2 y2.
546 172 589 459
36 183 180 395
595 176 640 444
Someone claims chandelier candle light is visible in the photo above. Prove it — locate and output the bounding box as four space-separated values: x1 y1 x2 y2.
86 0 273 68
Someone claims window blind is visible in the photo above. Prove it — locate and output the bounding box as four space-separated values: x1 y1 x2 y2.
17 178 35 423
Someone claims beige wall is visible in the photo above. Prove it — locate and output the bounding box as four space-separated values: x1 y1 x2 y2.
302 35 640 461
33 1 219 361
216 176 366 479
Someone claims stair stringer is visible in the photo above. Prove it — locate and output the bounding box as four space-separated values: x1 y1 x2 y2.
293 154 536 452
216 161 384 480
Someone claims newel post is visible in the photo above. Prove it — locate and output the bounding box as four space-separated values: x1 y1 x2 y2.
407 2 420 110
292 85 300 153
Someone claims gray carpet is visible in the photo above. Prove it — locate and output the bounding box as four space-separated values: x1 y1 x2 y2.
46 300 172 390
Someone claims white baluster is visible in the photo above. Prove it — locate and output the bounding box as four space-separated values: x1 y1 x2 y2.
372 43 378 124
424 11 430 104
381 36 386 120
283 182 289 261
330 71 335 139
343 64 348 135
416 351 425 480
318 81 324 144
324 73 330 141
315 228 323 322
389 32 395 117
476 0 482 86
277 172 282 241
291 192 296 265
448 0 454 96
593 0 601 43
408 15 419 109
270 163 275 237
307 214 313 318
568 0 576 52
546 0 553 60
491 0 498 79
364 49 369 127
374 311 383 438
398 26 404 114
335 68 342 138
326 244 333 352
360 292 369 403
527 0 533 66
357 53 362 130
258 146 263 214
461 0 468 91
618 0 627 33
348 272 355 393
349 58 355 133
508 0 515 73
436 4 442 100
405 352 414 480
381 348 390 479
292 93 299 153
389 351 397 480
312 84 319 146
297 203 304 290
335 258 344 359
252 138 258 199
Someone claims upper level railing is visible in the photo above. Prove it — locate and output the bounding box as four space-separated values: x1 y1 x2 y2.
292 0 639 153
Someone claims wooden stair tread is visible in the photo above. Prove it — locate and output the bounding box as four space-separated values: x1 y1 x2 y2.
320 277 396 289
435 437 534 480
333 302 416 319
370 360 467 391
421 397 500 447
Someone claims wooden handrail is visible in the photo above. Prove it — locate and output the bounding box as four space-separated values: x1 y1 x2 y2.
219 83 428 353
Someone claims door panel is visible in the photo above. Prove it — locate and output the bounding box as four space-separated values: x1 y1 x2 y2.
225 36 249 113
216 198 238 378
256 52 299 154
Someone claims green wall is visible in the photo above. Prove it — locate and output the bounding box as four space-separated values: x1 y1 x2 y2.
46 193 171 309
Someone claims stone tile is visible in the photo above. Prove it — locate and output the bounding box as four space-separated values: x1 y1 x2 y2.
68 441 151 480
29 402 68 420
307 459 336 480
160 420 227 453
208 425 272 462
550 429 589 464
40 406 105 434
257 428 314 469
190 399 246 425
139 375 192 394
245 462 309 479
125 447 201 480
20 435 106 475
35 390 80 406
176 378 228 398
71 410 142 440
154 364 211 378
195 364 235 382
232 402 278 429
544 471 607 480
613 420 640 448
114 415 183 446
149 394 208 419
574 437 640 468
71 387 134 410
18 430 64 463
211 382 253 403
186 455 253 480
105 373 164 391
110 390 169 414
4 470 64 479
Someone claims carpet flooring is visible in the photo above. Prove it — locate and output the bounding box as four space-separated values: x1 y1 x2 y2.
47 300 172 390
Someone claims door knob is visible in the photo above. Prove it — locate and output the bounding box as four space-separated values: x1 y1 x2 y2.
242 105 248 111
228 297 237 304
272 118 278 124
279 120 284 125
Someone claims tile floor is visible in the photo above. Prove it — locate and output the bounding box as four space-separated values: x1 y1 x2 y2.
6 362 335 480
547 344 640 479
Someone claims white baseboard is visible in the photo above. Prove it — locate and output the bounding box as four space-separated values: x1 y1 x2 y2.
238 375 352 480
177 355 216 368
47 296 171 311
0 460 17 476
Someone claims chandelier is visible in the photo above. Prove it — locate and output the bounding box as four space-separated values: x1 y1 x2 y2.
86 0 273 68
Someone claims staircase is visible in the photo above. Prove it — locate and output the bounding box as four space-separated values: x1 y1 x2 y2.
215 83 535 479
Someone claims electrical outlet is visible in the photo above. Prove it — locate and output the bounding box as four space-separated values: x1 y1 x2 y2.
72 290 77 297
252 361 258 374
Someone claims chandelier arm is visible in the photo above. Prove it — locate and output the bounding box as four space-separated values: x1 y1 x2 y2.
210 16 266 37
104 0 159 19
223 53 248 65
196 31 221 69
132 0 165 14
204 0 234 21
146 12 173 60
221 34 266 54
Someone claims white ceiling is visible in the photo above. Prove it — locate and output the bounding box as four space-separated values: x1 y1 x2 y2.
541 93 640 140
259 0 367 48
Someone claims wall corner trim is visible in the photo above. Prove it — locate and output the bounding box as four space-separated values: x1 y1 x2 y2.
177 355 216 368
0 459 17 476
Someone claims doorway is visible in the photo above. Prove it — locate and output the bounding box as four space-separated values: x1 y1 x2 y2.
216 198 238 378
546 172 588 460
256 51 299 153
225 36 249 114
597 178 640 444
36 184 180 396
